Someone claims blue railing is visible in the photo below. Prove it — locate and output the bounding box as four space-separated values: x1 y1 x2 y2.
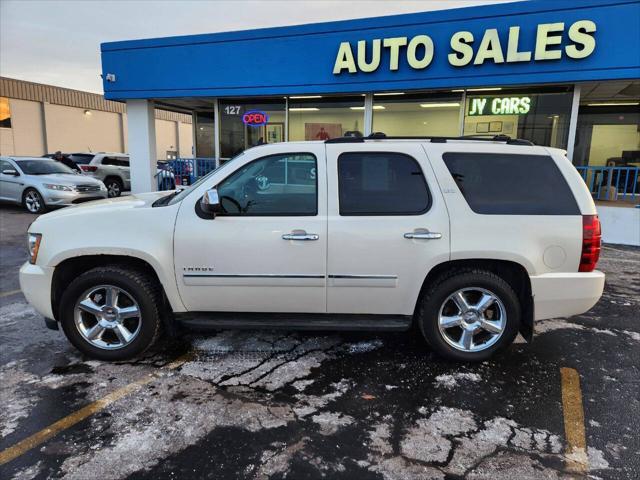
154 158 217 190
576 165 640 202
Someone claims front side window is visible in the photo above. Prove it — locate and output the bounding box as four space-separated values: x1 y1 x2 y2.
216 153 317 216
338 152 431 215
0 159 13 172
443 152 580 215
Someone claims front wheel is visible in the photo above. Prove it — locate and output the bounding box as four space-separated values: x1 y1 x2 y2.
104 177 123 198
59 266 163 361
23 188 47 214
417 269 520 362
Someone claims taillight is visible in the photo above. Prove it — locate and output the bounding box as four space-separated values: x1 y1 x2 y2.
579 215 601 272
80 165 97 172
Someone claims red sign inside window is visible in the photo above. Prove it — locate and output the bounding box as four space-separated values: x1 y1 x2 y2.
242 110 270 126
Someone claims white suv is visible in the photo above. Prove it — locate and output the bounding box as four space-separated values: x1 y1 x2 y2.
19 135 604 362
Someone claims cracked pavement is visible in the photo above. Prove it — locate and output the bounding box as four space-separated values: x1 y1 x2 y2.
1 205 639 480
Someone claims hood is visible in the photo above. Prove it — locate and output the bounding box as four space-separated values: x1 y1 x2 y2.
34 173 104 186
32 191 172 223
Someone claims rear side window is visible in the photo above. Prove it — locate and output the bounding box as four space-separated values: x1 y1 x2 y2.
102 157 119 166
442 153 579 215
68 154 94 164
338 152 431 215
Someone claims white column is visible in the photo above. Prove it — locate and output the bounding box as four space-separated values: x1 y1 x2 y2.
364 93 373 136
566 84 581 163
213 98 221 166
126 99 157 193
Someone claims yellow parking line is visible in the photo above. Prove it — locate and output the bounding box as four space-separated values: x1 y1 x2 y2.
560 367 588 474
0 289 22 298
0 353 192 466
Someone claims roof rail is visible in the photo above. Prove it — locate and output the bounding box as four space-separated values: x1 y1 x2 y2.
325 132 534 146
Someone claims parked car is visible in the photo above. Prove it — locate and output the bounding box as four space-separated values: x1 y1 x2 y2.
20 135 604 362
69 152 175 197
0 156 107 213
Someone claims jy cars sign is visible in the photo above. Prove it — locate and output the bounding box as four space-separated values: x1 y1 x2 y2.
468 96 532 116
333 21 596 74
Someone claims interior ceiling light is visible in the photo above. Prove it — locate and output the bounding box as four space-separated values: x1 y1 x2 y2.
374 92 405 96
466 87 503 92
288 107 320 111
587 102 639 106
349 106 385 110
289 95 323 99
420 102 461 108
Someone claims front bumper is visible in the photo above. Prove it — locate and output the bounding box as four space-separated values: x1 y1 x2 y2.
42 188 107 207
19 262 55 319
530 270 605 321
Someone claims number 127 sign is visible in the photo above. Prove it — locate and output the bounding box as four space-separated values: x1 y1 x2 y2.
243 110 270 126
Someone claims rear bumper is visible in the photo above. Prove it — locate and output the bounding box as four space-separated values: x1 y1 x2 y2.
530 271 605 321
19 262 55 319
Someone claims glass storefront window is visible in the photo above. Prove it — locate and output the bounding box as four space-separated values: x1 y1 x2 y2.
0 97 11 129
288 96 364 141
575 81 640 167
195 111 215 158
463 87 573 148
219 99 285 159
372 91 462 136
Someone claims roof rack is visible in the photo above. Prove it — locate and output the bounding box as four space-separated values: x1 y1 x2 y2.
325 132 534 146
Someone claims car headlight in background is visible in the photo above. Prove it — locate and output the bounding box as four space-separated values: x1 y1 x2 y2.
28 233 42 264
43 184 76 192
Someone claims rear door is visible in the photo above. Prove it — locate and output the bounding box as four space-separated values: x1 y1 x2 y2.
326 142 450 316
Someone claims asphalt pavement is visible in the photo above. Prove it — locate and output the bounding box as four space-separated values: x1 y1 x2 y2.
0 203 638 480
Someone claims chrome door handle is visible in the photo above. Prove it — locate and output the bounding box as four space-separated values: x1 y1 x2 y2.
404 230 442 240
282 232 319 241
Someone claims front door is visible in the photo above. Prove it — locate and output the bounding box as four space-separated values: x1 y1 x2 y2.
0 159 23 202
174 146 327 312
325 143 450 316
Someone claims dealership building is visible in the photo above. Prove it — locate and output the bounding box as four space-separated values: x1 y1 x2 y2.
100 0 639 243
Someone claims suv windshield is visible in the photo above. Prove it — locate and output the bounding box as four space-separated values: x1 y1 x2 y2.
17 160 75 175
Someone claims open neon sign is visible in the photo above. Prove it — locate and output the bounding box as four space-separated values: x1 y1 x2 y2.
243 110 270 126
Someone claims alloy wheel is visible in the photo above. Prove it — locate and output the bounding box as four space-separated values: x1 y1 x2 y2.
24 191 42 213
74 285 142 350
107 182 121 197
437 287 506 353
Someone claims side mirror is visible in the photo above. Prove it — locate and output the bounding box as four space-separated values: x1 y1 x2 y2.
201 188 222 217
2 169 19 176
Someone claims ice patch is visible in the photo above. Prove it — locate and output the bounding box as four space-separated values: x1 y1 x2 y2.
434 372 481 389
346 339 384 354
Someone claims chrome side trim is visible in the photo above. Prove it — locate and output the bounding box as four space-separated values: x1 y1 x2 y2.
183 273 325 278
328 275 398 279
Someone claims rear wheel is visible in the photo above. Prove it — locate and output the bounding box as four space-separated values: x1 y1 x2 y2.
104 177 123 197
418 269 520 362
23 188 47 214
59 266 162 361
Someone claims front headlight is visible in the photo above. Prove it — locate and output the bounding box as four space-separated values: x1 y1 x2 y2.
44 184 76 192
28 233 42 264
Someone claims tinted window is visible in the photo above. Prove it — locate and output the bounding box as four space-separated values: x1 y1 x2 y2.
68 154 94 164
102 157 119 166
216 153 317 216
118 157 130 167
338 152 430 215
442 153 580 215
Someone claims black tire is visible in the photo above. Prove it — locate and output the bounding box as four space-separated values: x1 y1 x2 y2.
22 188 47 214
59 266 163 361
104 177 123 197
417 269 520 362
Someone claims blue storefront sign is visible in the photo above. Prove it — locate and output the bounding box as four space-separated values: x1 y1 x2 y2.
101 0 640 100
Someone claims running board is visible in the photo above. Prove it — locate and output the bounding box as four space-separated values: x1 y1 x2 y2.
174 312 413 332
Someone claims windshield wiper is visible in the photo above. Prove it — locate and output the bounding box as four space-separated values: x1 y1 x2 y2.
152 191 179 207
